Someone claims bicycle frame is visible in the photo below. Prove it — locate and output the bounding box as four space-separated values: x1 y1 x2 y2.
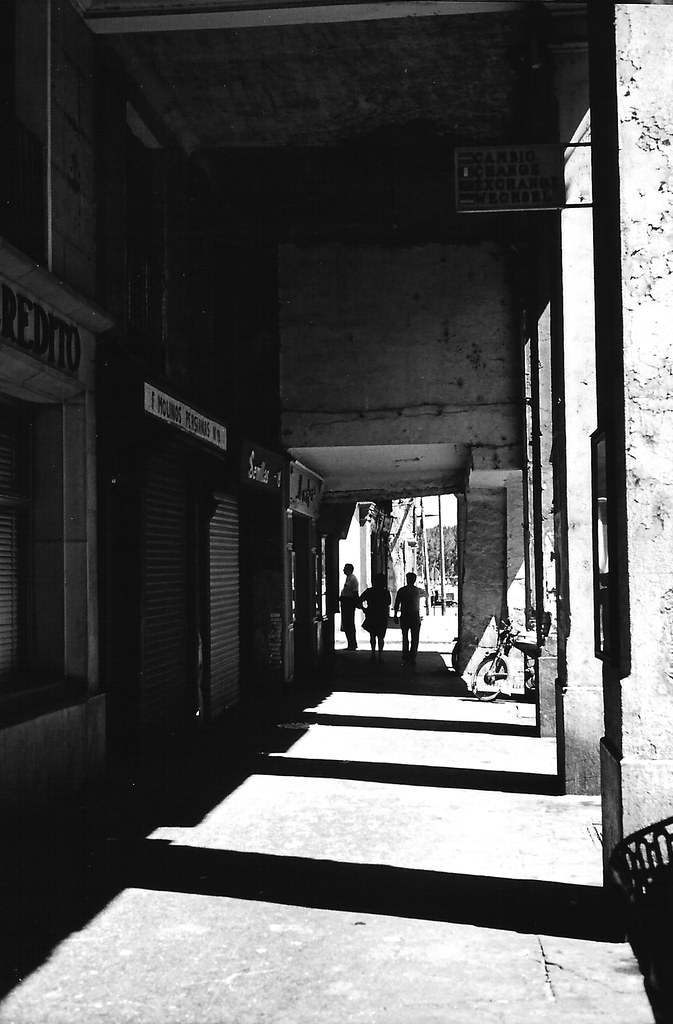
471 619 542 700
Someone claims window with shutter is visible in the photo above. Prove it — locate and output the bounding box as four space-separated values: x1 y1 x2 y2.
0 402 30 688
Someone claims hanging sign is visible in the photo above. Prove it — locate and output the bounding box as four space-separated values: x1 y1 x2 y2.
241 440 284 492
144 382 227 451
288 460 323 518
455 144 565 212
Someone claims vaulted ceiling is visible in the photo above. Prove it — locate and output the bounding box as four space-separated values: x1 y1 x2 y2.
80 0 586 499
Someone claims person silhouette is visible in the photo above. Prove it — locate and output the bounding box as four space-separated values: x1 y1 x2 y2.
339 563 359 650
394 571 424 666
359 572 392 663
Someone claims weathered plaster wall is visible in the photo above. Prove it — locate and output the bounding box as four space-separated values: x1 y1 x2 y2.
611 6 673 831
279 243 520 460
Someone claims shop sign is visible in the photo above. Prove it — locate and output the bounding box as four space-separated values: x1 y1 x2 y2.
144 382 227 451
0 278 81 372
288 460 323 518
455 145 564 212
241 440 284 492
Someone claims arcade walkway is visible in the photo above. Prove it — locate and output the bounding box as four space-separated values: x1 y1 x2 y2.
0 626 652 1023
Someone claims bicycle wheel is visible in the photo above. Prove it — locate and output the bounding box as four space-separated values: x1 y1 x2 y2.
472 653 509 702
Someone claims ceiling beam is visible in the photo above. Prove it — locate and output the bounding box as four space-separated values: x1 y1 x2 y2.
78 1 525 34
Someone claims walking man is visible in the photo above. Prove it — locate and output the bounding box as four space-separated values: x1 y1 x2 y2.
340 562 360 650
394 572 424 665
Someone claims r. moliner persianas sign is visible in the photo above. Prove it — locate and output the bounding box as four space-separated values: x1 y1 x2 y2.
144 383 227 452
455 145 565 212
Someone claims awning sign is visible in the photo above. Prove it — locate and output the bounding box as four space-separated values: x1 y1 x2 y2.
455 144 565 212
241 440 284 492
288 460 323 518
144 382 227 452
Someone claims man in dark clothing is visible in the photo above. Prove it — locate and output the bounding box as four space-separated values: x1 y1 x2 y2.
339 562 360 650
394 571 424 665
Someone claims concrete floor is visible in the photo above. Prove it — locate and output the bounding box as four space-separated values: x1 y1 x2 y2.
0 626 653 1023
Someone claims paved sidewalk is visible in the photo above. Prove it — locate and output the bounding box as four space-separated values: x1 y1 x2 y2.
0 650 653 1024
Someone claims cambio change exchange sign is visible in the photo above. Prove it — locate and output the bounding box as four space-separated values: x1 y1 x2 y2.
455 144 565 212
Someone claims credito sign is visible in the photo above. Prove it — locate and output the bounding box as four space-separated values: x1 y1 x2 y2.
0 279 81 372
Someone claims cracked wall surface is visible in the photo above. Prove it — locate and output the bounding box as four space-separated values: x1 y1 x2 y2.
614 4 673 826
279 242 520 458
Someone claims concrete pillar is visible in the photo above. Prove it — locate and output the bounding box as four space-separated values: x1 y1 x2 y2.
506 474 526 628
537 302 557 739
504 473 530 697
458 486 507 677
558 192 602 792
554 42 602 794
590 5 673 854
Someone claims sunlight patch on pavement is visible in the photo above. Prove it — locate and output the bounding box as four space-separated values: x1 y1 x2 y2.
148 774 600 887
0 890 652 1024
268 723 556 775
305 691 536 726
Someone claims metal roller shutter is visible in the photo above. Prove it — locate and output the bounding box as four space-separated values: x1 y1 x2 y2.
142 446 192 732
209 496 239 714
0 406 27 681
0 510 19 678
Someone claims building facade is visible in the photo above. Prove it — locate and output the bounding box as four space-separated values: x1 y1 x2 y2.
2 0 673 878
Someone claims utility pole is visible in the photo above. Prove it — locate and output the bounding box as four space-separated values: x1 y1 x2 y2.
419 497 431 616
438 494 446 616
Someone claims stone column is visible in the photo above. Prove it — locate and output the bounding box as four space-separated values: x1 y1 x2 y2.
590 5 673 854
559 193 602 794
537 302 557 738
554 41 603 794
458 486 507 677
506 474 526 629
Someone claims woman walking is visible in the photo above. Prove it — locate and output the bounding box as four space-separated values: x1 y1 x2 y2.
359 573 392 663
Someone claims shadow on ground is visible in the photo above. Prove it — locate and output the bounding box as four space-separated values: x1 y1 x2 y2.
107 840 624 943
0 650 575 1002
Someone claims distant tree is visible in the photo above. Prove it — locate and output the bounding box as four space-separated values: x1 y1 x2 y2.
416 523 457 581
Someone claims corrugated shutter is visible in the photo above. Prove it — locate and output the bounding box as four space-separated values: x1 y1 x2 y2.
142 446 193 732
0 406 26 681
0 510 19 677
209 496 239 714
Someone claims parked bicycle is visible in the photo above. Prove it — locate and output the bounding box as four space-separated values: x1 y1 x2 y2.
471 619 544 702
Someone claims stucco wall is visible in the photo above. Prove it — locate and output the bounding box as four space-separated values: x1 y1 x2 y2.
605 6 673 834
279 243 519 457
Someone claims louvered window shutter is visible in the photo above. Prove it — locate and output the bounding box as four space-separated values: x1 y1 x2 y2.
209 496 239 715
0 405 28 682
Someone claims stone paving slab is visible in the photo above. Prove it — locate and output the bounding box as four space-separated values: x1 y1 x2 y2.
0 893 651 1024
0 660 654 1024
268 722 557 776
307 690 536 727
149 777 601 886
